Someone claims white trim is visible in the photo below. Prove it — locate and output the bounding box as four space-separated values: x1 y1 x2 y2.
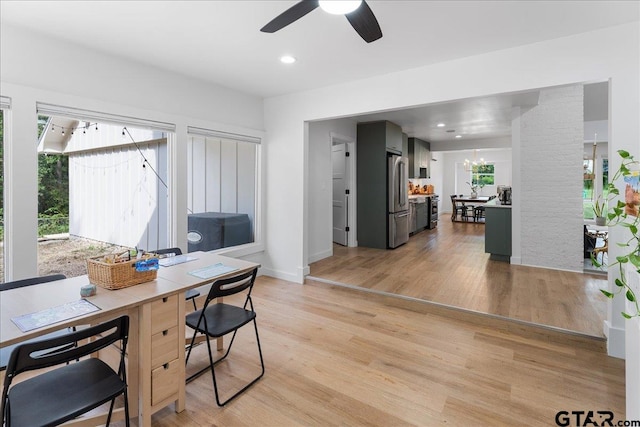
187 126 261 144
309 248 333 264
604 320 625 359
0 96 11 110
36 102 176 132
260 266 305 284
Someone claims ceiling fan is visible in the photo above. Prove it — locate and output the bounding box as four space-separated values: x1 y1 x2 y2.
260 0 383 43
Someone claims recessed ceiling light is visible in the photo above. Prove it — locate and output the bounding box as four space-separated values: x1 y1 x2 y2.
455 135 462 139
280 55 296 64
437 123 446 127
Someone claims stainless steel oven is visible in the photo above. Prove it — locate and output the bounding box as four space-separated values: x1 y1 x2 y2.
428 195 439 229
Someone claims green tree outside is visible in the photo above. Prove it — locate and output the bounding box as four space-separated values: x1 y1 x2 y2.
37 116 69 236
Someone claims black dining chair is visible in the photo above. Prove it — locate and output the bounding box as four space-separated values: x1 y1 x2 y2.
1 315 130 427
451 195 470 221
0 274 73 372
185 267 264 406
152 247 201 310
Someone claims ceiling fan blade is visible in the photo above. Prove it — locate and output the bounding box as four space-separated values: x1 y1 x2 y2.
261 0 320 33
345 1 382 43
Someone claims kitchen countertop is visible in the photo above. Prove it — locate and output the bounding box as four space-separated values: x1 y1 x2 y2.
409 194 436 202
485 198 512 208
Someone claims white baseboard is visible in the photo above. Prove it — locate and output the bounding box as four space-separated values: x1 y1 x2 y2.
604 319 625 359
259 267 304 284
308 249 333 264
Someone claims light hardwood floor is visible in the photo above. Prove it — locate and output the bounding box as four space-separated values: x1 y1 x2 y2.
145 276 624 427
309 217 607 337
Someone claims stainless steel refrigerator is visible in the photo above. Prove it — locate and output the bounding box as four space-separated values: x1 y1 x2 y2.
388 154 409 248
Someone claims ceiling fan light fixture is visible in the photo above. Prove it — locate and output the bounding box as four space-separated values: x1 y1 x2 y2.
319 0 362 15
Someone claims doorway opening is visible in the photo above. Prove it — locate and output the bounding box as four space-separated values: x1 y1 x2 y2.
331 134 356 248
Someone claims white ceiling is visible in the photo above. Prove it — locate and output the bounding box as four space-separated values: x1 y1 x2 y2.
1 1 636 142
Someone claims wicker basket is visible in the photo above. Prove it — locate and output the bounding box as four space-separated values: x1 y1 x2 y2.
87 256 158 290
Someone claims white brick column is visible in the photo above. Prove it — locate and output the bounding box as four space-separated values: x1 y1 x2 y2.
517 85 584 271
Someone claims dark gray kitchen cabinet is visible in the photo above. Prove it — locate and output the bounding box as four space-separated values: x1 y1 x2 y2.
385 121 403 154
408 137 431 178
415 202 428 230
402 132 408 157
485 206 512 262
356 121 404 249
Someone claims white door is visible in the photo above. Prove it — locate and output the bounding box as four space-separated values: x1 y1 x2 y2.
332 143 348 246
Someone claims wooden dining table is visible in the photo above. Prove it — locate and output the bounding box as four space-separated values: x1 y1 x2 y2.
454 195 491 204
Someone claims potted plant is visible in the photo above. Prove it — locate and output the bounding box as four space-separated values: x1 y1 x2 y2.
466 181 485 198
593 196 607 226
594 149 640 319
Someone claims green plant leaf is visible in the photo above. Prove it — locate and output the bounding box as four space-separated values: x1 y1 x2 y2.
591 254 602 268
626 290 636 302
622 312 633 319
615 278 625 287
630 254 640 268
610 187 620 196
616 242 630 247
618 149 630 158
617 200 627 209
617 256 629 263
631 225 639 235
601 289 614 298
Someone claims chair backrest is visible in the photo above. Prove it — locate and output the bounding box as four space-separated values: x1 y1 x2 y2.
1 316 129 426
0 274 66 291
3 315 129 380
202 267 258 309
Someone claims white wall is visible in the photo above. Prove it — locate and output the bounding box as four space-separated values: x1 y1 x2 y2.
0 23 265 280
307 119 357 263
626 266 640 420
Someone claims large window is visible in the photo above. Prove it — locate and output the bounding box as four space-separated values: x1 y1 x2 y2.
187 129 259 252
471 164 495 186
35 105 173 277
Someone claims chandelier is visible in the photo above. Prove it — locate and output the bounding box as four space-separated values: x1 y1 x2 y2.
464 150 485 172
